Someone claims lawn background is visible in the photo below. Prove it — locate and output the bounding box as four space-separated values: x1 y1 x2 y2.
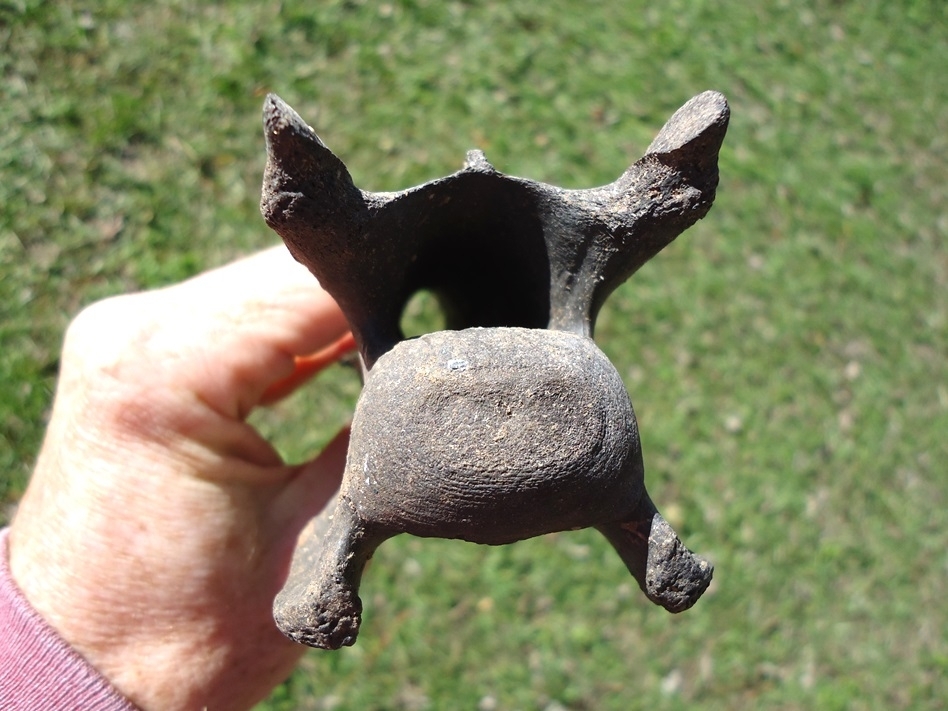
1 0 946 709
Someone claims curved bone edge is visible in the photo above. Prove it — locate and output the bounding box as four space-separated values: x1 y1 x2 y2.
341 328 646 542
597 496 713 613
274 498 389 649
548 91 730 333
261 94 364 236
260 94 403 365
261 93 728 350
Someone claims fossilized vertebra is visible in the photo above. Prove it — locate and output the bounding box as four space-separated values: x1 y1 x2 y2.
261 90 729 649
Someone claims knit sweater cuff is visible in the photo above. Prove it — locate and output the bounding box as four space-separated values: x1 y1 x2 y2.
0 527 138 710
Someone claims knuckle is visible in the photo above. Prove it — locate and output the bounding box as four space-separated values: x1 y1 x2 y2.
64 293 154 376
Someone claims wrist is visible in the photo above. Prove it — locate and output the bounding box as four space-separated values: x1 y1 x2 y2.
8 447 301 711
1 528 138 710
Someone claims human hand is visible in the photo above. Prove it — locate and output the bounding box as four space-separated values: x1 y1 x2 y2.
9 247 353 710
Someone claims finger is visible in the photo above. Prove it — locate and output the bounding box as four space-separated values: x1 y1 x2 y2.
260 332 357 406
172 246 350 356
145 247 352 419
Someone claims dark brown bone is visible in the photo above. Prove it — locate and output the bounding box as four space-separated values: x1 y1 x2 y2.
261 91 729 649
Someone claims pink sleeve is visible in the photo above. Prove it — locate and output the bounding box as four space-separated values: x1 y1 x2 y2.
0 528 138 711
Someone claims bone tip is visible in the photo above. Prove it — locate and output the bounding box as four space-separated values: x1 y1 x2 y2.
263 92 288 114
263 93 296 130
646 89 730 157
275 606 362 650
464 149 495 172
645 513 714 613
262 93 326 152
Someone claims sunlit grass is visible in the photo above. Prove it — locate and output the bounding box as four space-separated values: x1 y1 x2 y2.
2 1 946 708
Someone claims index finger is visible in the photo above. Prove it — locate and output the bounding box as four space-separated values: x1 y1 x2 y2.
150 246 352 419
260 331 357 405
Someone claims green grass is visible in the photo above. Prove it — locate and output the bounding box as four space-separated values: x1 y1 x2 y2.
2 0 947 708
